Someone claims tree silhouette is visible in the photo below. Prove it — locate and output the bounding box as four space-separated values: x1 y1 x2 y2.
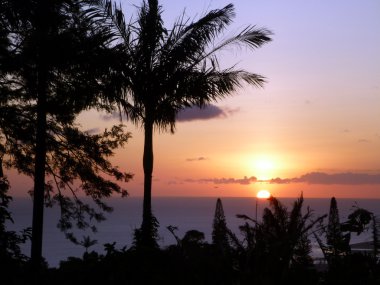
0 169 31 263
316 199 374 264
315 199 378 283
1 0 132 267
259 196 318 280
78 235 98 254
0 173 32 284
326 197 349 258
237 195 324 283
371 214 380 256
167 225 181 246
212 198 231 253
342 205 373 234
94 0 272 247
182 230 205 246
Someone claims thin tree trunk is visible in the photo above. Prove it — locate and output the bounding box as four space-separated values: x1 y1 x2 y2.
141 119 155 246
30 65 47 268
30 0 48 267
143 120 153 223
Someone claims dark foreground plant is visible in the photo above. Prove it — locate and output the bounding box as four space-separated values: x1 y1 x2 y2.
92 0 272 247
3 196 380 285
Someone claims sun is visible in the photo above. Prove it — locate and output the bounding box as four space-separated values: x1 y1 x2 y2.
257 189 271 199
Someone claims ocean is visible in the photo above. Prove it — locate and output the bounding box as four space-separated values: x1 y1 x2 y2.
6 196 380 267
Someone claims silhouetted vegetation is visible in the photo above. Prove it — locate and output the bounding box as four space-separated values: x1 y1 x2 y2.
1 194 380 284
212 198 232 254
90 0 272 248
1 0 380 284
313 197 380 284
0 171 32 283
0 0 132 268
230 194 324 284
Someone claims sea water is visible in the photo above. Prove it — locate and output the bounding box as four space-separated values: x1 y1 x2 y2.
6 197 380 267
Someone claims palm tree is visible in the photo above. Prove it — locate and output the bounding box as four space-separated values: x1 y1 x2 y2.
237 195 325 283
79 235 98 254
96 0 272 247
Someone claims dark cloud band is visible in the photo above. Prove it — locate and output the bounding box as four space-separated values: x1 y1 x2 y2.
177 105 239 122
184 172 380 185
273 172 380 185
186 157 208 162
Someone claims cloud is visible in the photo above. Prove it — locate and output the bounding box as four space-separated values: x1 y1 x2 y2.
100 112 125 122
168 180 184 185
100 105 240 123
186 176 257 185
268 177 292 184
186 157 208 162
85 128 100 135
358 139 370 143
184 172 380 186
269 172 380 185
294 172 380 185
177 105 239 122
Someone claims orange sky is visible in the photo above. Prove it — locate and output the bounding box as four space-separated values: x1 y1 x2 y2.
6 0 380 198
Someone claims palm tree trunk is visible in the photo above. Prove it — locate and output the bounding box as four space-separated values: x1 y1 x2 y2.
143 120 153 222
141 119 155 246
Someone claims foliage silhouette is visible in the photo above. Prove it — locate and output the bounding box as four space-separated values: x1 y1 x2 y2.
212 198 232 254
0 168 32 284
132 212 160 249
313 197 380 284
2 195 380 285
236 194 324 284
325 197 350 262
166 225 182 246
92 0 272 247
371 214 380 256
0 0 132 267
72 235 98 254
342 205 373 234
0 175 30 262
316 198 374 260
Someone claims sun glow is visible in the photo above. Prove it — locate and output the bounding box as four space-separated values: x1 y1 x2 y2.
253 157 275 180
255 159 273 170
257 189 271 199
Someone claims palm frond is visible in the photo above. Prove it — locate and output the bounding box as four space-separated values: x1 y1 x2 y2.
160 4 235 71
85 0 129 43
134 0 165 60
85 1 272 135
192 26 272 68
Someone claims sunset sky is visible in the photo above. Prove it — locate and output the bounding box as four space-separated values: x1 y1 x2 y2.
8 0 380 198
